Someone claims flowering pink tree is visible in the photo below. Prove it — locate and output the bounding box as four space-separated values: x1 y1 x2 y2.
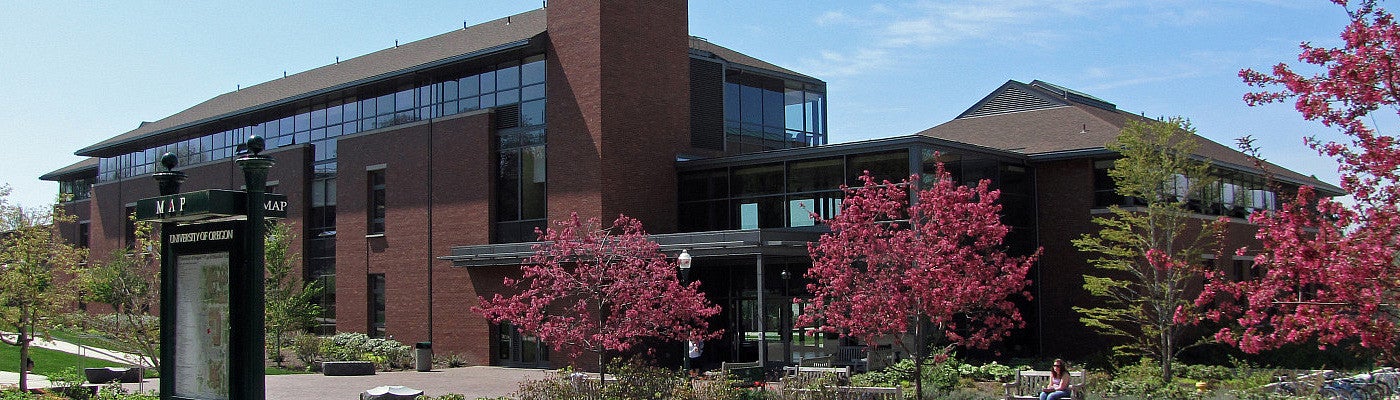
473 213 721 378
798 163 1037 399
1196 0 1400 359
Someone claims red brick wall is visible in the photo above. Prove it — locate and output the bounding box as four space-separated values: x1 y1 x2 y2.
1032 158 1274 358
76 145 312 317
547 0 689 233
428 112 496 363
336 111 497 361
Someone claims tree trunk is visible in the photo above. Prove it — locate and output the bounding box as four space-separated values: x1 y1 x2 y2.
1161 330 1173 384
914 313 924 400
18 323 29 392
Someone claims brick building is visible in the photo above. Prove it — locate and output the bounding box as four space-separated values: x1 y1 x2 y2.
41 1 1337 368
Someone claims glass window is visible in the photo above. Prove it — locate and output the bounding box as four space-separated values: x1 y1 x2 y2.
480 93 496 109
459 97 480 112
521 83 545 101
724 81 741 122
480 70 497 93
368 274 386 338
679 169 728 201
848 151 908 184
520 146 546 220
279 116 295 136
732 163 784 196
521 99 545 126
295 111 310 133
741 85 763 124
395 88 414 112
497 88 519 105
368 169 386 235
763 88 784 128
521 57 545 85
788 158 843 193
460 75 480 98
442 80 458 101
496 61 520 89
497 150 520 221
311 108 327 129
327 103 344 125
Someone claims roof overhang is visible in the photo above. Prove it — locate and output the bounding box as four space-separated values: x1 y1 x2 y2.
77 36 543 157
441 228 821 267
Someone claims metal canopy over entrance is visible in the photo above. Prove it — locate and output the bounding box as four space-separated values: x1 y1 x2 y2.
443 228 836 367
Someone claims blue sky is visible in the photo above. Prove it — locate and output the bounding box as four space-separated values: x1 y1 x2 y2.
0 1 1358 209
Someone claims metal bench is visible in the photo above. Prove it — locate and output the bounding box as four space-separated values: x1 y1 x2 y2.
1003 370 1085 400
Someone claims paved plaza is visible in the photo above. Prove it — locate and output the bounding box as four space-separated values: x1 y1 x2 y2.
3 366 552 399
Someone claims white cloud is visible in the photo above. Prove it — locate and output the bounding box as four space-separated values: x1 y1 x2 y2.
798 48 894 79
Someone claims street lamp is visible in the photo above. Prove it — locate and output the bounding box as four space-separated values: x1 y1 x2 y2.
678 249 692 281
677 249 693 375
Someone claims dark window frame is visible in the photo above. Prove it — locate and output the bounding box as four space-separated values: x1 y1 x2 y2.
368 168 386 235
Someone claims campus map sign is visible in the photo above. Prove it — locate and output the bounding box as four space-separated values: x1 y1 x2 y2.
136 186 281 400
162 221 243 400
135 189 287 222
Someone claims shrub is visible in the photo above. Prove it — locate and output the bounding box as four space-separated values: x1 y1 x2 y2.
290 332 323 370
850 357 962 396
957 361 1025 382
317 332 412 370
434 353 469 368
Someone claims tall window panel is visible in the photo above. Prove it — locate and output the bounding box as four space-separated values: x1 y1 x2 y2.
367 169 386 235
495 128 546 243
368 274 386 338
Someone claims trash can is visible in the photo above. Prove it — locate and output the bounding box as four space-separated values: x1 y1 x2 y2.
414 342 432 372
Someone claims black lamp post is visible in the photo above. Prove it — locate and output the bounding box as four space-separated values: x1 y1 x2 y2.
677 249 692 374
233 136 274 400
152 153 184 398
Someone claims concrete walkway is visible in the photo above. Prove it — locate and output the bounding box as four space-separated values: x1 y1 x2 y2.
98 366 550 399
0 371 50 389
1 332 551 397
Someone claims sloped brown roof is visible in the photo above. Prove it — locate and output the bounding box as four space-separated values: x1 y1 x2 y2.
689 37 817 82
38 157 98 181
77 9 550 157
918 80 1341 194
75 9 818 159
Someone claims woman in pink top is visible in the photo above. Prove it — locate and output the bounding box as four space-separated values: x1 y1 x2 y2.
1040 359 1071 400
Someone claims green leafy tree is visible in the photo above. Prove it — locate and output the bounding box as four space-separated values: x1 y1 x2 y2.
263 221 322 367
0 185 86 391
1071 118 1225 383
76 215 161 369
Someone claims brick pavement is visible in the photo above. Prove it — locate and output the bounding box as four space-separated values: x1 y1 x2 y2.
109 366 553 399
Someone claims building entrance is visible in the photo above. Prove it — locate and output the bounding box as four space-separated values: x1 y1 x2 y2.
497 323 549 368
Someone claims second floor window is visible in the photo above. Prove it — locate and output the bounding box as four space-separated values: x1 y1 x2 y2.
368 169 386 235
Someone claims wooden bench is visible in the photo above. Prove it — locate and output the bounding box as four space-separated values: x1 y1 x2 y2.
798 355 832 367
1003 370 1085 400
720 360 765 384
783 366 852 381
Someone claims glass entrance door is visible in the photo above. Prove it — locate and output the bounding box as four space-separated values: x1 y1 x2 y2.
498 322 549 368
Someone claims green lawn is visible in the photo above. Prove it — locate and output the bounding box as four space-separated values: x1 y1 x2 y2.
0 343 137 378
265 366 313 375
44 328 132 353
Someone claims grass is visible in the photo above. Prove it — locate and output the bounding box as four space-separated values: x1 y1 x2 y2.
0 343 137 378
265 366 313 375
44 328 131 353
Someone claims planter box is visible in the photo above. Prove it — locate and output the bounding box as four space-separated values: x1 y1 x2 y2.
322 361 376 376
